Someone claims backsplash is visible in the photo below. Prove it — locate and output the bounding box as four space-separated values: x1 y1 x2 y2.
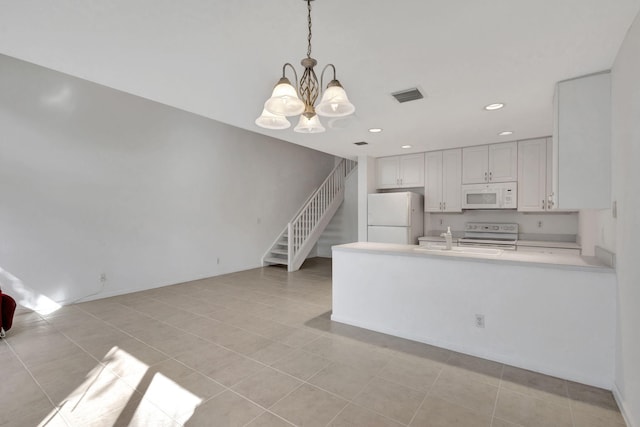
425 210 579 241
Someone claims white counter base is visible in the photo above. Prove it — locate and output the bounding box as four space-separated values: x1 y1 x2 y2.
332 243 616 388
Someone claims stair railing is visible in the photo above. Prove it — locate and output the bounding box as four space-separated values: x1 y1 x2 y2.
287 159 357 267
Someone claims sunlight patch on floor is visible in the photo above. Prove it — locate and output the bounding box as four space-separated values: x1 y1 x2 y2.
39 345 203 425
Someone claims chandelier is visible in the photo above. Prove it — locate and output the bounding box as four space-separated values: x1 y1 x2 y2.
255 0 355 133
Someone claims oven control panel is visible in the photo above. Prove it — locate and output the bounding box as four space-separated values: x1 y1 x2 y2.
464 222 518 234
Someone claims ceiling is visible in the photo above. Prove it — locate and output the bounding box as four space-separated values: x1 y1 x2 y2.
1 1 639 159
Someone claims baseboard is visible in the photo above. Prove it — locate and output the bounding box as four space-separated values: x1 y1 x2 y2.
59 263 263 305
612 383 636 427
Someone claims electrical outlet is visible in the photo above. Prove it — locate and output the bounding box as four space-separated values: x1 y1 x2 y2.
612 201 617 218
217 257 220 265
99 273 107 283
475 314 485 328
439 219 443 226
257 217 261 224
537 220 543 228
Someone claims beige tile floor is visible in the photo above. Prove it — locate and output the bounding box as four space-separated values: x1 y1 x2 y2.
0 257 626 426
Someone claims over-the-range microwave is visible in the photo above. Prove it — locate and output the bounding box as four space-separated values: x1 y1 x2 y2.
461 182 517 209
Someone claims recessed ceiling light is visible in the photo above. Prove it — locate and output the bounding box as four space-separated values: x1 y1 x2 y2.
368 128 383 133
498 131 513 136
401 145 412 149
484 103 505 111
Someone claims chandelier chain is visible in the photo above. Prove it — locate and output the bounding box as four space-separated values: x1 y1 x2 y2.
307 0 312 58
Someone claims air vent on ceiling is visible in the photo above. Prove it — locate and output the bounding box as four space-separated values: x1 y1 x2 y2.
354 141 368 146
391 88 424 103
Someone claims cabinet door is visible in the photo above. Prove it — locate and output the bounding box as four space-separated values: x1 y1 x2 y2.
376 156 399 189
462 145 489 184
399 153 425 187
517 139 547 212
489 141 518 182
554 72 611 209
442 148 462 212
424 151 443 212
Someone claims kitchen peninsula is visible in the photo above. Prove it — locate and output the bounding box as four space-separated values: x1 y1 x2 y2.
331 242 616 388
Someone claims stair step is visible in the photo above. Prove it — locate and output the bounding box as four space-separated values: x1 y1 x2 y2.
265 257 288 265
271 249 288 255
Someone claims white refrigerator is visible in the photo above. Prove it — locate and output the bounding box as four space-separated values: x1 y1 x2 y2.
367 192 424 244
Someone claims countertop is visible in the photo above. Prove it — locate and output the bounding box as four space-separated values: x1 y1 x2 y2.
333 242 612 272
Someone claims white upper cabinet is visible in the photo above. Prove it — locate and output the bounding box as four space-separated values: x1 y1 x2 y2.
425 149 462 212
488 142 518 182
518 138 551 212
376 153 424 189
461 146 488 184
425 152 443 211
442 149 463 212
552 72 611 209
462 142 517 184
376 157 401 188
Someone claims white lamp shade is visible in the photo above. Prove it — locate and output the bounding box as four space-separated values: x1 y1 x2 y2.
264 82 305 117
294 114 326 133
255 108 291 130
316 85 355 117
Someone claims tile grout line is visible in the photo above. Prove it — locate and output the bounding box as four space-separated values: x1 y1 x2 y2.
77 297 455 426
4 316 73 426
330 355 416 426
50 305 235 425
38 289 429 426
5 267 333 426
40 310 184 424
489 364 505 427
405 349 453 426
72 298 379 425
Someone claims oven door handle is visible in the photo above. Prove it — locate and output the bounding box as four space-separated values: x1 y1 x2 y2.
459 241 516 250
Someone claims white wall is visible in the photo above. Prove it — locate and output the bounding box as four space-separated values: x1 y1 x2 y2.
357 156 376 242
609 9 640 427
0 54 335 307
316 169 358 257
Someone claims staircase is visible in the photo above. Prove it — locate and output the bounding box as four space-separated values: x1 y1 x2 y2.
263 158 357 272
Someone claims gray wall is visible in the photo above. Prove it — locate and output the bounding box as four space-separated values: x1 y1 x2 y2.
0 54 335 307
609 10 640 427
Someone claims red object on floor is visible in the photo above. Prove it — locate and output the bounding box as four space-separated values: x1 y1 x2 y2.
0 287 17 337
